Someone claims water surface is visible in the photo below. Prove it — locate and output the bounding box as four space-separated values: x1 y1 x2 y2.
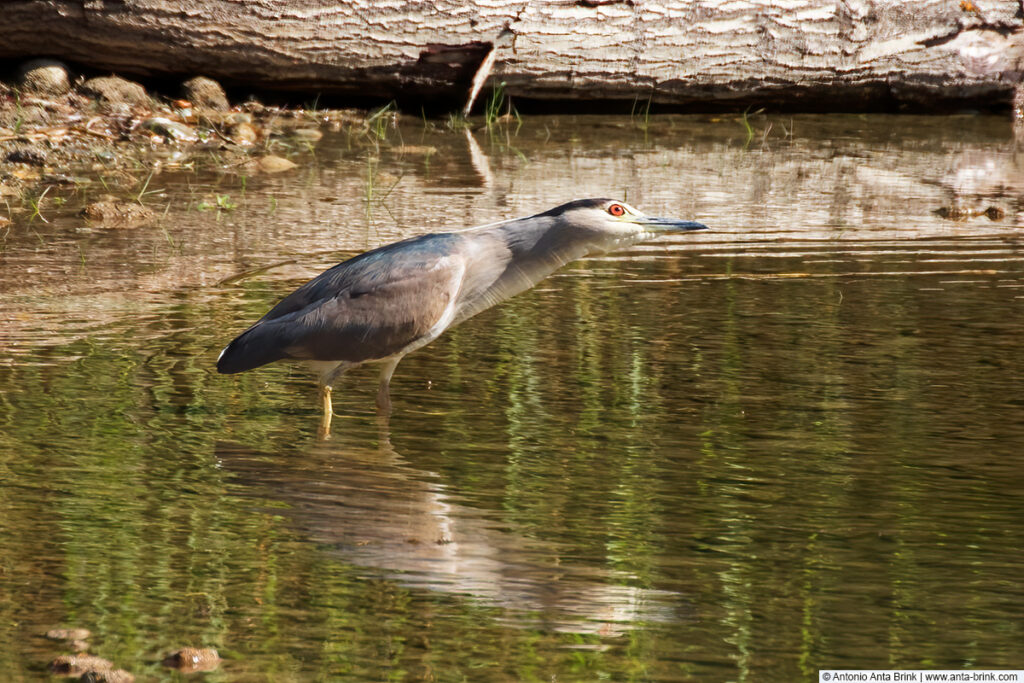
1 113 1023 681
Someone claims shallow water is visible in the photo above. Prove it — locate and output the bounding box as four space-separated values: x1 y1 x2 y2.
2 113 1023 680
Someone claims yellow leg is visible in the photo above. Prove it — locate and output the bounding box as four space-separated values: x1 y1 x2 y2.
375 383 392 414
317 384 333 440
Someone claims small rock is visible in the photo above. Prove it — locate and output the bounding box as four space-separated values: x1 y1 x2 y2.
42 173 87 185
376 171 399 186
79 76 150 107
46 628 92 641
162 647 220 673
181 76 229 111
142 117 199 143
5 144 49 166
224 112 253 125
80 196 155 228
257 155 297 173
15 58 70 95
8 166 42 182
229 122 258 145
79 669 134 683
391 145 437 157
50 655 113 676
16 104 53 126
323 108 363 125
290 128 323 142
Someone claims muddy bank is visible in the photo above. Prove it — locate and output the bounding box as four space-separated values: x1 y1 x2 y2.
0 60 388 229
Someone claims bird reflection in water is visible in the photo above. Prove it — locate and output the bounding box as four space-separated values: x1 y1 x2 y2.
217 426 683 637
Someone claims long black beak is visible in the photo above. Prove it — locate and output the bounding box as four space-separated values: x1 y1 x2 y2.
637 216 709 233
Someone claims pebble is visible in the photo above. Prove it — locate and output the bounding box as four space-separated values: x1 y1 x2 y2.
79 670 134 683
376 171 399 186
142 117 200 143
257 155 297 173
181 76 229 111
13 104 52 127
79 196 156 228
229 122 258 144
8 166 42 181
392 145 437 156
50 655 113 676
5 144 49 166
46 628 92 641
79 76 150 107
162 647 220 673
224 112 253 125
290 128 323 142
16 58 70 96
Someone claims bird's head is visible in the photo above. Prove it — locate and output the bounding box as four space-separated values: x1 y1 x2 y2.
543 198 707 248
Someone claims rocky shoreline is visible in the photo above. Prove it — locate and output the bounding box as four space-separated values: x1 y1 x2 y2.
0 59 380 229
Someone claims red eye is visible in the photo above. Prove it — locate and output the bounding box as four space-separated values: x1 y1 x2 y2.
608 204 625 216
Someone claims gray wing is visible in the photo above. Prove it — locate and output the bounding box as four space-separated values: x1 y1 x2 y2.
217 234 465 373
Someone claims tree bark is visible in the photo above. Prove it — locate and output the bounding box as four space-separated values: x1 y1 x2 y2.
1 0 1021 110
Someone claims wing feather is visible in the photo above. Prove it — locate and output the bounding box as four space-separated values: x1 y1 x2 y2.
217 234 465 373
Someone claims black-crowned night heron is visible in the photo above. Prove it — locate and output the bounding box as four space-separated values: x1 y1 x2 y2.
218 198 707 436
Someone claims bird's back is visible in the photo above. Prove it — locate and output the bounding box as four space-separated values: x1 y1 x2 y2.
217 233 466 374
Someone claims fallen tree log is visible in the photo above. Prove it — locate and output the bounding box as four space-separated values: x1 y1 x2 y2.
1 0 1022 111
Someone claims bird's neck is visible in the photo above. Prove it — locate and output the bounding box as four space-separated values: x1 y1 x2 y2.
495 217 590 265
451 218 645 326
